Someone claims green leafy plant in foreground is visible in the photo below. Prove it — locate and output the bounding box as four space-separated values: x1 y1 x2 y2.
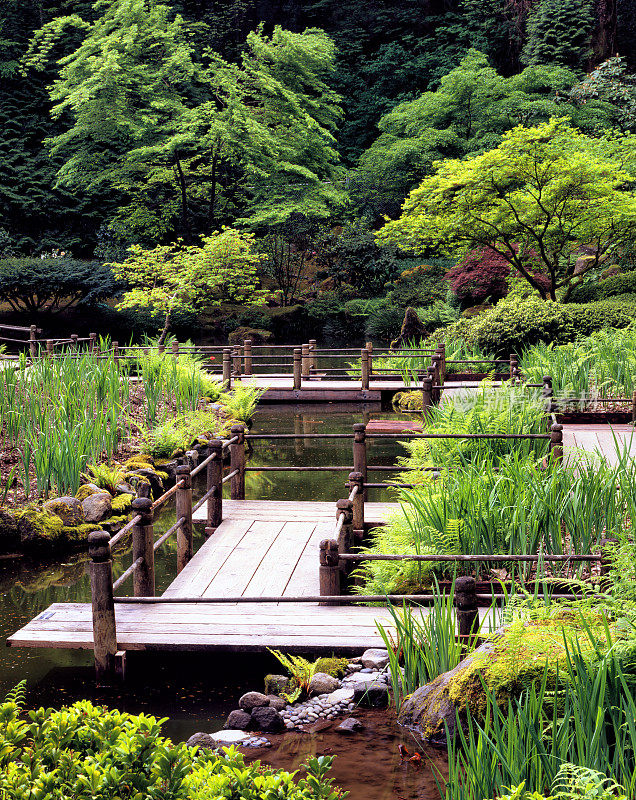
0 688 343 800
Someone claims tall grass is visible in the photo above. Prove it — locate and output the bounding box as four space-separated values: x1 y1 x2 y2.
359 448 636 594
443 628 636 799
521 326 636 400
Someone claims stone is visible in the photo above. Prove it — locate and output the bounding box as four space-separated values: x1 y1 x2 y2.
308 672 341 696
326 687 355 704
115 483 136 497
0 510 19 552
224 710 252 731
127 468 164 498
250 706 285 733
75 483 102 502
264 674 291 695
336 717 364 734
344 672 378 685
212 730 251 746
361 648 390 670
186 732 217 749
81 492 113 523
43 496 84 526
266 695 286 711
398 638 497 745
353 682 389 708
239 691 270 711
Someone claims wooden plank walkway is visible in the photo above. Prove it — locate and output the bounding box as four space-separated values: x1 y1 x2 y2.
563 424 636 466
7 501 402 654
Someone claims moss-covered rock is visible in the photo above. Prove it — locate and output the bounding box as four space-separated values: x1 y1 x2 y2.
392 391 424 411
125 455 155 471
264 674 292 696
0 510 20 553
111 493 133 513
42 496 84 526
228 326 273 346
75 483 103 502
314 657 349 679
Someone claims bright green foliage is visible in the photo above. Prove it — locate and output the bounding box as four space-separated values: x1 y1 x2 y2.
0 257 119 313
522 0 594 70
520 325 636 398
267 649 319 702
355 52 613 216
111 228 267 341
0 692 341 800
377 119 636 300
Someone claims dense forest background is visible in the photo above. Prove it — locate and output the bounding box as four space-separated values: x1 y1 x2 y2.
1 0 635 257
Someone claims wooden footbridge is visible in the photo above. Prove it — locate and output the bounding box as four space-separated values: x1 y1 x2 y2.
7 394 635 681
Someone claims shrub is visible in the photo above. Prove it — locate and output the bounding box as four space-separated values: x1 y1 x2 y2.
364 298 406 343
446 248 511 306
0 690 340 800
387 260 451 307
567 269 636 302
467 296 636 356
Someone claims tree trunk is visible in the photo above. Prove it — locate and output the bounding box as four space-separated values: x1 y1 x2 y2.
174 154 190 242
157 311 171 346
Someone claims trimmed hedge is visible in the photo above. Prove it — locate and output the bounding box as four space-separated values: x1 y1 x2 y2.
568 270 636 303
439 297 636 356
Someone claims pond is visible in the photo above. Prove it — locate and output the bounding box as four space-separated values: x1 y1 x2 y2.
0 403 443 799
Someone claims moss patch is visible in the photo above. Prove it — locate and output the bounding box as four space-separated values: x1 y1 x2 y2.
111 494 133 513
76 484 102 502
125 454 154 468
314 657 349 678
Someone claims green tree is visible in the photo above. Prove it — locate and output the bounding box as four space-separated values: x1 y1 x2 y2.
376 118 636 301
354 50 613 219
570 56 636 132
521 0 594 70
110 227 267 342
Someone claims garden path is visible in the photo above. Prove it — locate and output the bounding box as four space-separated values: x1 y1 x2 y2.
562 423 636 466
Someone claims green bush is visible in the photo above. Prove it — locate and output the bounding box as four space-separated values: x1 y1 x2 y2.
466 297 636 356
364 298 406 343
0 690 340 800
568 270 636 302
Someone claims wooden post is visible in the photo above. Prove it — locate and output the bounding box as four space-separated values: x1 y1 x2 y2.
172 340 179 360
157 342 166 355
46 339 53 357
431 358 441 403
223 348 232 389
361 348 370 390
422 375 433 415
438 342 446 384
29 324 38 358
71 333 79 350
366 341 373 376
336 499 354 557
455 576 479 644
632 390 636 424
349 471 365 540
229 424 246 500
542 375 554 414
131 498 155 597
550 422 564 463
113 341 119 363
232 347 242 378
175 465 193 573
206 439 223 535
89 332 97 353
319 539 341 604
293 348 302 390
301 344 310 379
244 340 252 376
88 530 118 684
510 353 518 381
309 339 317 372
353 423 367 501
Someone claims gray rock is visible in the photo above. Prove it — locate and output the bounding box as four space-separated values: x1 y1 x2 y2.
115 483 136 497
128 468 164 498
266 695 286 711
336 717 364 734
309 673 341 696
251 706 285 733
361 648 390 670
43 496 84 526
326 687 355 704
343 672 378 685
398 638 497 745
186 732 217 749
212 730 251 746
82 492 113 523
360 668 374 673
239 691 270 711
224 709 252 731
353 682 389 708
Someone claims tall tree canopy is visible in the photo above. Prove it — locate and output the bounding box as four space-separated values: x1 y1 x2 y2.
376 119 636 301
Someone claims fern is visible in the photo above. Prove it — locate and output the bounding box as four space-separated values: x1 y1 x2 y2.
4 681 26 710
551 763 627 800
267 649 319 702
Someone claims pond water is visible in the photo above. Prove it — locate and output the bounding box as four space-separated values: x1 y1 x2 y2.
0 403 443 799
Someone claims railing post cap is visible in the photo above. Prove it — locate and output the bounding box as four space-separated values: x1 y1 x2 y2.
349 471 364 482
88 530 111 562
176 464 191 476
551 422 563 432
543 375 552 383
132 497 153 518
353 422 366 432
209 438 224 449
455 575 476 591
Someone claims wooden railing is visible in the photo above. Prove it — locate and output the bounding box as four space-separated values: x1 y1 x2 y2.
0 323 42 357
